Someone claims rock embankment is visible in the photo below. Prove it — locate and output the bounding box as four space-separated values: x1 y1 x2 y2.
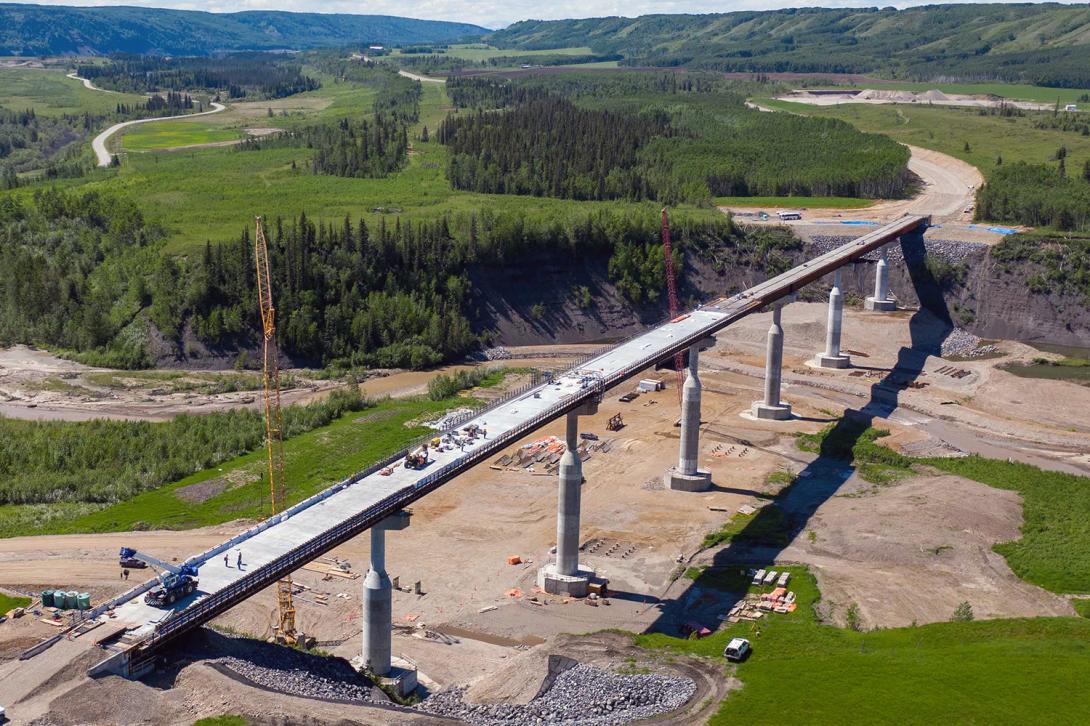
416 662 696 725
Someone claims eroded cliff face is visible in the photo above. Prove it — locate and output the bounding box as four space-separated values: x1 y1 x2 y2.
470 237 1090 349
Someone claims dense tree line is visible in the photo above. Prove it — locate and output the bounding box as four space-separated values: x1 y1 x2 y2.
0 187 761 369
438 97 672 200
0 387 367 506
439 75 908 204
0 108 103 185
75 53 320 99
308 115 409 178
976 162 1090 232
239 65 414 179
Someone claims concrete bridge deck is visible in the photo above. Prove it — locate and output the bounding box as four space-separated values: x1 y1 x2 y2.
87 214 927 674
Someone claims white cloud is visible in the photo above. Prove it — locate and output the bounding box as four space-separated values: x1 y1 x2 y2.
8 0 1083 31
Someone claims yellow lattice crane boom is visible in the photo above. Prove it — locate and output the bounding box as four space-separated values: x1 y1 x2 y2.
254 216 296 643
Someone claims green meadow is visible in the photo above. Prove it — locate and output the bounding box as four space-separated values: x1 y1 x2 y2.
122 120 241 151
757 98 1090 178
714 195 876 209
640 565 1090 723
0 67 146 115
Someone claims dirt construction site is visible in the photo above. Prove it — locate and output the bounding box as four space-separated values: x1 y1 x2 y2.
2 302 1089 724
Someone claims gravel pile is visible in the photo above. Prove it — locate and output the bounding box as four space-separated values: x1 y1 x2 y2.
214 649 375 704
940 328 999 359
808 236 986 263
483 347 513 361
417 663 695 725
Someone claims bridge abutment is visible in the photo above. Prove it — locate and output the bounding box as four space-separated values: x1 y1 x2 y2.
665 338 716 491
538 402 598 596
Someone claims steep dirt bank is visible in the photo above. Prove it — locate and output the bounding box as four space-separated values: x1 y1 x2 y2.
472 236 1090 350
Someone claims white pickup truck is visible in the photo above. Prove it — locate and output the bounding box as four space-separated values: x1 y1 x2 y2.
724 637 752 662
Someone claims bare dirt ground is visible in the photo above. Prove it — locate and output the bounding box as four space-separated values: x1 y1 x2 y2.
3 306 1089 723
0 345 581 422
779 88 1058 111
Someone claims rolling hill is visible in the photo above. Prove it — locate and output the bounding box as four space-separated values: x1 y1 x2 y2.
0 3 487 56
487 4 1090 87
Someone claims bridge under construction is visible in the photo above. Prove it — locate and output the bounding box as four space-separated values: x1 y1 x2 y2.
48 215 927 681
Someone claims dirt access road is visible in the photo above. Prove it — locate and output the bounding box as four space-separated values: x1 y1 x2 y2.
720 143 983 227
398 69 446 84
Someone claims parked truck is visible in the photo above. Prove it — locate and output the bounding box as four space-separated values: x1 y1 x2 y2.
118 547 198 607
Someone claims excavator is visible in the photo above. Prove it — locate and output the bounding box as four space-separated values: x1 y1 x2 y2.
118 547 198 608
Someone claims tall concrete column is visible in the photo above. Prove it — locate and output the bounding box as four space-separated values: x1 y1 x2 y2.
665 337 715 491
538 401 597 596
815 269 850 369
751 305 793 420
362 511 410 676
865 247 897 311
555 411 583 577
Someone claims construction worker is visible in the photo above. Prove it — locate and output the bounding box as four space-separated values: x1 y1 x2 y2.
236 550 244 569
123 569 130 581
224 553 230 568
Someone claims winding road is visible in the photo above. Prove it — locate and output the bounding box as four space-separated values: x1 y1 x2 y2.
91 101 226 167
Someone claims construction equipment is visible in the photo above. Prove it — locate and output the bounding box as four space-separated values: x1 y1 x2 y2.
254 216 297 645
118 548 198 608
404 444 430 470
606 413 624 431
660 208 684 402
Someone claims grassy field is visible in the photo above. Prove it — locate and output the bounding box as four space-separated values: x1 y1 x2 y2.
638 566 1090 723
122 120 241 151
757 98 1090 180
0 67 145 115
0 592 32 613
3 395 459 535
922 456 1090 594
1003 356 1090 385
2 77 718 253
714 195 875 209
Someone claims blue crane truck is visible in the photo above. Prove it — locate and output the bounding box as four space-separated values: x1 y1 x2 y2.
119 547 199 607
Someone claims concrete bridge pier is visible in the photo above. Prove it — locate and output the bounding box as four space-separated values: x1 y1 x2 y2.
815 269 851 369
865 246 897 311
665 337 716 491
538 401 598 596
362 510 410 677
752 304 793 420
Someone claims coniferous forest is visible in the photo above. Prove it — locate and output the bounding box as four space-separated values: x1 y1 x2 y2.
440 75 911 205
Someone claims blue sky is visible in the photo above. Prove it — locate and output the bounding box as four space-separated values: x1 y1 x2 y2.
7 0 1077 30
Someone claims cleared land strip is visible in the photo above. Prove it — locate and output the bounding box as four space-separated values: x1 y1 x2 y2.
91 102 227 167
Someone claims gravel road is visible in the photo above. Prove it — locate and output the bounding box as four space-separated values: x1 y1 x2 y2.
91 101 227 167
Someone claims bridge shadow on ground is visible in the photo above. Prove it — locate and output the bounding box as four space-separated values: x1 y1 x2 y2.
646 231 953 636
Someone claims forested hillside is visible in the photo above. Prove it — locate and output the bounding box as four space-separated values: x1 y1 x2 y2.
0 187 760 370
488 4 1090 87
440 75 910 204
0 3 486 56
